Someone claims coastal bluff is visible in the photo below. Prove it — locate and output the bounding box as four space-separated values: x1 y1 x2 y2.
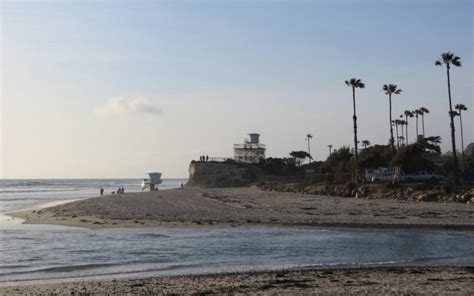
186 161 262 188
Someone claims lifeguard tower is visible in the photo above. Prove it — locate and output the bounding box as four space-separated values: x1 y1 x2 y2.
141 172 162 191
233 133 266 163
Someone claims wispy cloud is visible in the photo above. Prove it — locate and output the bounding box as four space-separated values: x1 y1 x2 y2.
94 97 161 116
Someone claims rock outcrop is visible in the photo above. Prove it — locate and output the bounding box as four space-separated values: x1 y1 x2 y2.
186 161 262 188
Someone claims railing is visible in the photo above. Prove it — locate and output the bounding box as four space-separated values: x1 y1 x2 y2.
209 157 232 162
233 143 266 149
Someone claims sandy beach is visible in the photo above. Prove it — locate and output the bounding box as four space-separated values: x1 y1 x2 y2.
1 266 473 295
10 187 474 230
5 187 473 295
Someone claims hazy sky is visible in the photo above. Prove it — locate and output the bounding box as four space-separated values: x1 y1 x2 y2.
1 0 473 178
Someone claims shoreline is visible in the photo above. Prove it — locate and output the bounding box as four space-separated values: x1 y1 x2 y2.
8 210 474 232
7 187 473 231
1 265 472 295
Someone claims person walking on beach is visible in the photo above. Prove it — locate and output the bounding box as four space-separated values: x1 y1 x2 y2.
100 188 104 196
206 155 209 162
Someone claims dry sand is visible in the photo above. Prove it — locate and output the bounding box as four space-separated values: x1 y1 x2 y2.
9 187 474 230
1 266 473 295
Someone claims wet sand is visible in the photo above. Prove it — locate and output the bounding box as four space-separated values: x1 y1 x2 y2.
1 266 473 295
9 187 474 230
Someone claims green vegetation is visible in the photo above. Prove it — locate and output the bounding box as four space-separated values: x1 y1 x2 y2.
257 52 470 185
436 52 462 183
455 104 468 172
345 78 365 185
383 84 402 157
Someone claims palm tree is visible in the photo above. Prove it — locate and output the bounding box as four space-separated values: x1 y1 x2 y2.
455 104 468 172
399 118 406 145
436 52 462 184
418 107 430 136
361 140 371 149
328 144 333 155
403 110 414 144
305 134 313 163
412 109 421 139
398 136 405 145
393 119 400 148
345 78 365 184
383 84 402 157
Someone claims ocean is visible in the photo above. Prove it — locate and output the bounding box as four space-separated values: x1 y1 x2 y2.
1 179 473 286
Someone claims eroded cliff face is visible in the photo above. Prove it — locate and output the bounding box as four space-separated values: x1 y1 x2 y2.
186 161 262 187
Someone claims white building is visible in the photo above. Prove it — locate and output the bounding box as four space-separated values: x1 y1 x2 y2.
233 133 266 163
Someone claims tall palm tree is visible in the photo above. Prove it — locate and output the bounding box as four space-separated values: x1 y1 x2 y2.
393 119 400 148
418 107 430 136
399 117 406 145
305 134 313 163
414 109 423 138
455 104 468 172
345 78 365 184
403 110 414 144
436 52 462 184
383 84 402 157
398 136 405 145
362 140 371 149
328 145 333 156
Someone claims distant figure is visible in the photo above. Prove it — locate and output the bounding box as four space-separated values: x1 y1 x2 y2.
112 191 115 195
100 188 104 196
117 187 122 194
121 187 125 194
181 182 184 189
206 155 209 162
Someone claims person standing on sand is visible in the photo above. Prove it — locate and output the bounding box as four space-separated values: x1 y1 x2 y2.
100 188 104 196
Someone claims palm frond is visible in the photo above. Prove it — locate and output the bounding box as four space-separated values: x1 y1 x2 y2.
419 107 429 114
452 56 462 67
455 104 467 111
449 110 459 117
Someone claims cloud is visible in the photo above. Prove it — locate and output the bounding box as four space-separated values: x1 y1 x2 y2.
94 97 162 116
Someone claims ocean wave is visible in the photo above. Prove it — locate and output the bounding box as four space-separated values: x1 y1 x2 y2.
140 233 171 238
0 265 30 270
0 189 78 195
0 263 120 276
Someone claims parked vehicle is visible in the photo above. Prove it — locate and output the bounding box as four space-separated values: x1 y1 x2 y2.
370 172 395 183
365 168 391 183
402 171 444 183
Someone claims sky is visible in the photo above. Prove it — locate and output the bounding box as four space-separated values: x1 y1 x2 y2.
1 0 473 179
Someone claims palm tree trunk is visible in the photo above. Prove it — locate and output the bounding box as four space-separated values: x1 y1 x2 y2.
352 87 359 185
389 94 395 158
459 112 465 173
405 115 409 145
421 114 425 136
395 122 399 149
401 123 405 144
415 115 419 139
307 139 311 164
446 64 460 184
